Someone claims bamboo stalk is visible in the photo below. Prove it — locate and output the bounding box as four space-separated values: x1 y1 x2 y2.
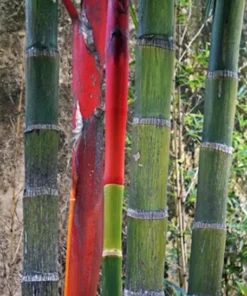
22 1 59 294
188 1 245 295
62 1 107 295
102 1 129 295
125 1 175 295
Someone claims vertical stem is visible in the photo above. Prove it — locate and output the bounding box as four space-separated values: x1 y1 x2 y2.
102 1 129 295
125 1 175 295
22 1 59 294
62 1 107 295
188 0 245 295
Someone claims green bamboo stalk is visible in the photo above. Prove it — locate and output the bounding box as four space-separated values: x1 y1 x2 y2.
125 1 175 295
188 1 245 295
22 1 59 295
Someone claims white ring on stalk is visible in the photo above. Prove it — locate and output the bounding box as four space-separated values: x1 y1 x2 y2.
192 221 226 230
127 208 168 220
124 289 164 296
207 70 238 79
201 142 233 155
24 187 58 198
26 47 59 57
137 35 175 51
24 124 60 133
102 249 122 257
22 272 59 282
133 117 171 128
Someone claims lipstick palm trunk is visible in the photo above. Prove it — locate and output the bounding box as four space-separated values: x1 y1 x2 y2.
188 1 245 295
62 1 107 295
102 1 129 295
22 0 59 295
125 1 175 295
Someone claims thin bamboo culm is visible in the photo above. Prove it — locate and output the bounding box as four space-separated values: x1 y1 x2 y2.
22 0 59 294
125 1 175 295
188 0 245 295
102 1 129 295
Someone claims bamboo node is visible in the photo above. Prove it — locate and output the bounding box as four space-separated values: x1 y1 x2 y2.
207 70 238 80
24 124 60 133
133 117 171 128
127 208 168 220
137 35 175 51
102 249 122 257
22 272 59 282
124 289 164 296
24 187 59 198
192 221 226 230
26 47 59 57
201 142 233 154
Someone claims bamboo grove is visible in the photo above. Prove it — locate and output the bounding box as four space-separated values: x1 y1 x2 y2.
21 0 246 295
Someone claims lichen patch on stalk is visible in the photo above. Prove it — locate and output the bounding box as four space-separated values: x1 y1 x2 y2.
72 100 83 148
79 9 100 67
133 152 140 161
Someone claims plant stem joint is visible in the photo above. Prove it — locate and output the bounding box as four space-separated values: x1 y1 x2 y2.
133 117 171 128
124 289 164 296
137 35 174 51
192 221 226 230
201 142 233 155
127 208 168 220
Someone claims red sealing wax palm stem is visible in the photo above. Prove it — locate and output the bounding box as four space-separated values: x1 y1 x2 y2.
104 0 129 186
63 1 107 295
62 0 79 20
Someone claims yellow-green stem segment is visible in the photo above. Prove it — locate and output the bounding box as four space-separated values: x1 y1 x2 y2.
103 184 124 296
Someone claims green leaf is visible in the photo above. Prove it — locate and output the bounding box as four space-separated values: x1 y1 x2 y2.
164 279 187 296
236 282 247 295
129 1 138 30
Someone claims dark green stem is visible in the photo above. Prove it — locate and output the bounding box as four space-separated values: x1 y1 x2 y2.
188 1 245 295
22 1 59 294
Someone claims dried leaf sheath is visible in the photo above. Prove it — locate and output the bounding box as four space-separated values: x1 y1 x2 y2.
102 1 129 295
63 1 107 295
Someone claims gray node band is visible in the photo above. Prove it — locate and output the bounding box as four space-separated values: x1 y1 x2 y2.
137 35 174 51
26 47 58 57
127 208 168 220
124 289 164 296
207 70 238 79
24 187 58 198
133 117 171 128
22 272 59 282
192 221 226 230
201 142 233 155
24 124 60 133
